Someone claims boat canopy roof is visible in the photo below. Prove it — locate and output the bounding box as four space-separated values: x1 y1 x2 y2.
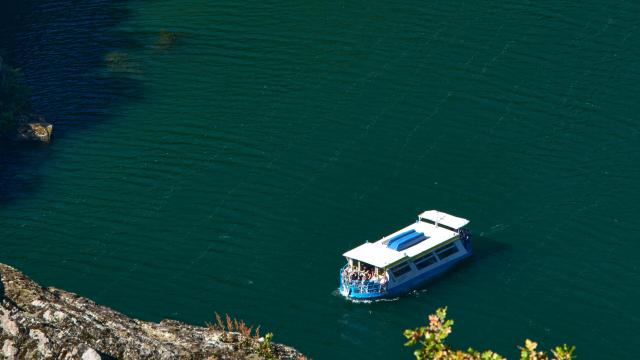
342 242 406 268
343 210 469 269
418 210 469 229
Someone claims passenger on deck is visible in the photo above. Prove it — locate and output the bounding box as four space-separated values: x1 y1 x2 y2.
344 265 386 284
377 274 387 291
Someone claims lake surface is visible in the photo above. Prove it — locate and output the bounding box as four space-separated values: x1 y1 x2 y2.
1 1 639 358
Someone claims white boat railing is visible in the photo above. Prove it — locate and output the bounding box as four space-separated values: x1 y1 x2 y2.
340 265 387 295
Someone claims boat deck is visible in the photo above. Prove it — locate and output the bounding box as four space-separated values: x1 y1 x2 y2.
343 221 460 269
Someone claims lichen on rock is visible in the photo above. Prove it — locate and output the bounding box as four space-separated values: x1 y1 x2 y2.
3 339 18 359
0 263 303 359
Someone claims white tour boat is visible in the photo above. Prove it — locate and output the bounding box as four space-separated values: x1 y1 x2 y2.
339 210 472 300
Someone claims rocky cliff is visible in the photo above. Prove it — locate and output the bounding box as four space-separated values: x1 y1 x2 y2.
0 263 303 360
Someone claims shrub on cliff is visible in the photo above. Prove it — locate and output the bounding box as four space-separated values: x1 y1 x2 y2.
404 307 575 360
0 55 31 136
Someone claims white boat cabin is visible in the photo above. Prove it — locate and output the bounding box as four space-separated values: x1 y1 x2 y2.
340 210 472 298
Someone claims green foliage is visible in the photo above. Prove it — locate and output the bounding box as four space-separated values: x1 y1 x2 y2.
404 307 575 360
551 344 576 360
518 339 575 360
258 332 276 360
403 307 457 359
0 55 31 135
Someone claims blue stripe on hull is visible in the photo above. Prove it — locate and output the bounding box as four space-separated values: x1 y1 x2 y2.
386 253 471 297
344 251 472 300
347 291 385 300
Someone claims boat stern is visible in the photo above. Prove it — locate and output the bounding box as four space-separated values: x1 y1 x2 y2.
339 265 388 300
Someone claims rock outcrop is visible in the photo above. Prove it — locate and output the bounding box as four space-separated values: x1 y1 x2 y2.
0 263 303 360
15 118 53 143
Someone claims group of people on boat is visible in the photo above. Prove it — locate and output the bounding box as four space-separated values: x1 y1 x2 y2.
342 263 388 291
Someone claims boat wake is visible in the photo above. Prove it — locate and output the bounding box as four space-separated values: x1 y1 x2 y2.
332 289 400 303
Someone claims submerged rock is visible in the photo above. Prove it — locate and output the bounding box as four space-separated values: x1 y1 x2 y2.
155 30 179 51
0 263 303 359
105 51 141 74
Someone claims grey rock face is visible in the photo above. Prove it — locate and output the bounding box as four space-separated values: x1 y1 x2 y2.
81 348 101 360
3 339 18 359
1 309 20 337
0 263 303 359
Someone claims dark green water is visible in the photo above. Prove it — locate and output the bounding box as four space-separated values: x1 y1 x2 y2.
1 1 639 358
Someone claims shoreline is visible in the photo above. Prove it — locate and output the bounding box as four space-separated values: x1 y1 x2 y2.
0 263 304 359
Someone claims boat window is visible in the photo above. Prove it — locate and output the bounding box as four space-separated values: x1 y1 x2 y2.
436 243 459 260
414 253 437 270
391 264 411 278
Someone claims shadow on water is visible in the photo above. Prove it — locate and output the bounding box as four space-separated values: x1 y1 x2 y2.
468 235 510 261
378 235 511 301
441 235 510 277
0 0 144 204
339 235 511 306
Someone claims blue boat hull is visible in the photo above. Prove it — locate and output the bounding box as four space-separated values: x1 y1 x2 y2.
384 251 471 297
342 250 472 300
